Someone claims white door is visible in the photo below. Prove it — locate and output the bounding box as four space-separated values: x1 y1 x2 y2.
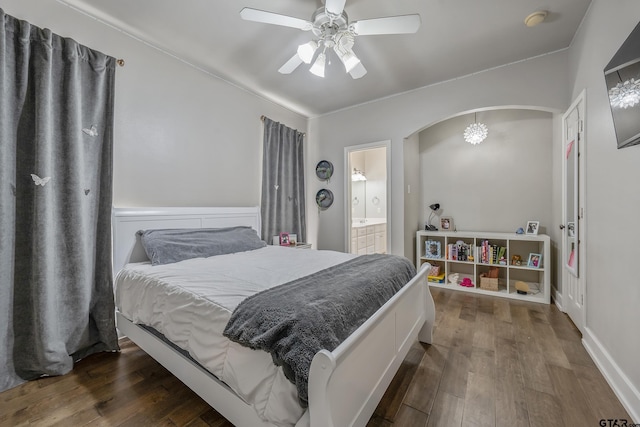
562 91 586 333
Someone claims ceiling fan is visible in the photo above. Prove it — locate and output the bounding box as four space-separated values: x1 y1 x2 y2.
240 0 421 79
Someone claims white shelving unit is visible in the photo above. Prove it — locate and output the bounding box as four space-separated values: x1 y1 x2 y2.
416 230 551 304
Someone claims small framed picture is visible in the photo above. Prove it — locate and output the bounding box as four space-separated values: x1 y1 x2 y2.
440 217 454 231
279 232 290 246
527 253 542 268
289 234 298 246
425 240 442 258
525 220 539 235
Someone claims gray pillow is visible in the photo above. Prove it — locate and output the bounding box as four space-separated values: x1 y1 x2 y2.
138 226 267 266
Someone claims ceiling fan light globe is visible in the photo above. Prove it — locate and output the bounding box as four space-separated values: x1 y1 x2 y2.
310 52 326 77
297 41 318 64
342 52 360 73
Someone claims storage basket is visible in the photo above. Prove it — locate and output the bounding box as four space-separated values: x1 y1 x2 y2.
479 276 499 291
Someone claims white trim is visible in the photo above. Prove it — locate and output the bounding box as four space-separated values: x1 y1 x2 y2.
583 328 640 422
551 285 564 311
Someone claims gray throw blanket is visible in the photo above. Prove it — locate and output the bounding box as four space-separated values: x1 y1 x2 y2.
223 253 417 406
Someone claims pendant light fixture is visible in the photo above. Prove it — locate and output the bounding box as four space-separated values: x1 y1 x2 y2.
463 113 488 145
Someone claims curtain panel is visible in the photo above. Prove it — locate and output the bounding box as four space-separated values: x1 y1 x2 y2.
261 117 306 244
0 9 119 392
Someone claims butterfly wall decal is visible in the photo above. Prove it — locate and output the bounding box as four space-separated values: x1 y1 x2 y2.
82 125 98 137
31 174 51 187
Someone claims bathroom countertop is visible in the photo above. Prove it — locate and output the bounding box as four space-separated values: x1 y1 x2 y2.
351 218 387 228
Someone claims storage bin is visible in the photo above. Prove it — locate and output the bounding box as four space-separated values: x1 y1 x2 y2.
479 276 499 291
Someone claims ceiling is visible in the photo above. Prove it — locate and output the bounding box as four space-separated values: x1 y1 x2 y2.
59 0 592 117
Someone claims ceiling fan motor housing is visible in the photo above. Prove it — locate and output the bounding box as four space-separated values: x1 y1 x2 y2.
311 7 349 39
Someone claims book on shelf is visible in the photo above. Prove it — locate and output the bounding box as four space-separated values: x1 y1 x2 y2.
427 272 445 283
477 240 507 265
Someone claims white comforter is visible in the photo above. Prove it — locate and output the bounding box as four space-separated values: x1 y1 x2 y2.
115 246 355 426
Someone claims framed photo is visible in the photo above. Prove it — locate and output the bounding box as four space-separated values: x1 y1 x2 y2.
289 234 298 246
279 232 290 246
425 240 441 258
525 220 539 235
440 216 454 231
527 253 542 268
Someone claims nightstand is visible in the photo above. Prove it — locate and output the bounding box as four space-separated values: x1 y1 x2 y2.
291 243 312 249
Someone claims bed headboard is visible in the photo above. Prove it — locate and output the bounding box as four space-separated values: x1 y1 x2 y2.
112 207 261 276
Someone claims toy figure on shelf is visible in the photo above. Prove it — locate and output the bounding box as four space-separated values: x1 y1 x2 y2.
460 277 474 287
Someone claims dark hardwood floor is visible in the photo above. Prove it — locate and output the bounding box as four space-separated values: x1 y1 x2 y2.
0 288 631 426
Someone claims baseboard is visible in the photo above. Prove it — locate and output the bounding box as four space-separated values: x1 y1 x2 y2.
583 327 640 422
551 285 564 311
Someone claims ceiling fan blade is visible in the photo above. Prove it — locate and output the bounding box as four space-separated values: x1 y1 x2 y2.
351 14 421 36
349 62 367 79
325 0 347 17
278 54 304 74
240 8 312 31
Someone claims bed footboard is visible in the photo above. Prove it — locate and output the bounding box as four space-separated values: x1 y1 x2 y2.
307 264 433 427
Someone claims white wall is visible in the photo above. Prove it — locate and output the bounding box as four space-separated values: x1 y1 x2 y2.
308 51 569 255
1 0 307 209
403 133 421 263
418 110 553 235
567 0 640 419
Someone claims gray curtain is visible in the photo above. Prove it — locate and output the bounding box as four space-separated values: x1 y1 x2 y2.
0 9 119 392
261 117 306 243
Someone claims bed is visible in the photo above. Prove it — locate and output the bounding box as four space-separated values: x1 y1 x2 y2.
112 207 435 427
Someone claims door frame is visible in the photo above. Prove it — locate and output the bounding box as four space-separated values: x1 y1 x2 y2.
561 89 587 333
344 140 391 254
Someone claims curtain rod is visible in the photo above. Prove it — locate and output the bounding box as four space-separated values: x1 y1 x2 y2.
260 115 305 136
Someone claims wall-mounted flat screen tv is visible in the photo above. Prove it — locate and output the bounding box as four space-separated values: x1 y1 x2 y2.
604 21 640 149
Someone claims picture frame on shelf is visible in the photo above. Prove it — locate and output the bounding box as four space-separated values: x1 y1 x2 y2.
525 220 539 235
440 217 454 231
279 232 290 246
425 240 442 258
527 253 542 268
289 234 298 246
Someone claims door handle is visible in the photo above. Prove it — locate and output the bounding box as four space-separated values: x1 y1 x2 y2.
559 224 565 230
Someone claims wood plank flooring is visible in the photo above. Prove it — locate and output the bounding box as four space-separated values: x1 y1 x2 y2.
0 288 631 426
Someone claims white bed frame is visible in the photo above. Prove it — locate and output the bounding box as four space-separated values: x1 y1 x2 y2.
112 207 435 427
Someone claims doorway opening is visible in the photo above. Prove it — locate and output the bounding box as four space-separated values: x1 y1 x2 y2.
344 141 391 255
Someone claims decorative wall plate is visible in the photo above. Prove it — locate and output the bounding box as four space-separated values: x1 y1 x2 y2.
315 160 334 182
316 189 334 210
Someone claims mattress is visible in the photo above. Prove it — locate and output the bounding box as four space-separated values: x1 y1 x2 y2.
115 245 355 426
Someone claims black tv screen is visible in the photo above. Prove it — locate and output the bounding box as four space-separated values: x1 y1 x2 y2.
604 21 640 149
